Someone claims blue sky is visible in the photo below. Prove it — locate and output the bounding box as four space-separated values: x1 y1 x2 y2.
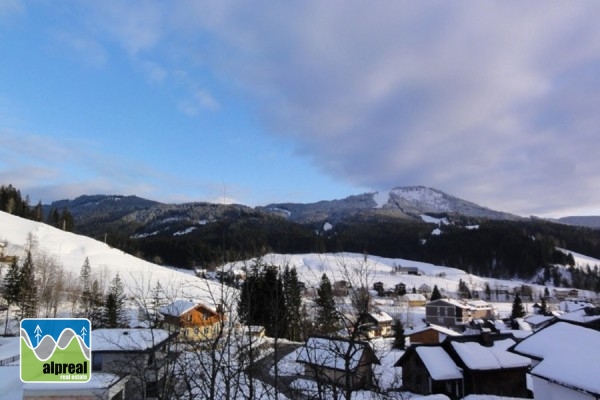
2 2 600 217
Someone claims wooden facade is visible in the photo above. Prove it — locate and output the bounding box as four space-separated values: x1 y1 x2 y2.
160 301 225 341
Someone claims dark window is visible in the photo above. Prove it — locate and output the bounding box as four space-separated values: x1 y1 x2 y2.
92 354 103 371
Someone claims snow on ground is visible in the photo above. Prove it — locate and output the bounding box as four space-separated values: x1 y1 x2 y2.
557 247 600 269
0 211 230 308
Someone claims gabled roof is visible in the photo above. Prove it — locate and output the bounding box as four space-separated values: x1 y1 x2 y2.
159 299 218 317
367 311 393 323
159 300 196 316
511 321 600 396
415 346 463 381
450 338 530 370
427 298 471 309
405 323 462 337
92 328 172 352
296 336 380 371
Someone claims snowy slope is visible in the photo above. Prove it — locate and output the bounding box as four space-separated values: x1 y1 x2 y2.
0 211 227 308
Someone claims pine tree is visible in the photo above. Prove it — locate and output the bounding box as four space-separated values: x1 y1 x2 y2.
1 258 21 333
18 249 38 319
458 279 472 299
511 293 526 319
282 266 303 341
79 257 92 318
88 279 104 328
430 285 442 301
392 319 406 350
102 273 129 328
238 261 286 338
315 274 339 334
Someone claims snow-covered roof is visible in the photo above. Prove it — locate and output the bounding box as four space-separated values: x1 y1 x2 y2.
428 298 471 309
159 299 197 316
406 323 462 337
451 338 530 370
557 308 600 324
512 322 600 395
415 346 463 381
401 293 427 301
558 300 592 312
524 314 553 326
368 311 393 323
92 328 171 352
296 336 378 371
468 300 493 309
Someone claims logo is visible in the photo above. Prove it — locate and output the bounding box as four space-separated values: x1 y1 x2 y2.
20 318 91 383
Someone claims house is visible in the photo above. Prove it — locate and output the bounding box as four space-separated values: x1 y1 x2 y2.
91 328 176 400
425 299 472 328
557 306 600 329
425 299 494 329
399 266 420 275
396 332 531 399
511 321 600 400
394 282 407 295
405 323 462 345
396 345 464 399
524 314 555 332
296 335 380 390
159 300 225 341
373 281 385 293
445 334 530 398
359 311 394 338
400 293 427 307
467 300 494 320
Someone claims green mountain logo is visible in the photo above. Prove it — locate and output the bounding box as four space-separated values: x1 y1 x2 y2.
20 318 91 383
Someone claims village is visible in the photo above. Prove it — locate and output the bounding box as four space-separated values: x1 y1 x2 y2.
2 211 600 399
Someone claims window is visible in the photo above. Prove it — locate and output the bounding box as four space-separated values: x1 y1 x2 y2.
92 354 103 371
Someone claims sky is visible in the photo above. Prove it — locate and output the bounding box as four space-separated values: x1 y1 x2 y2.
2 1 600 218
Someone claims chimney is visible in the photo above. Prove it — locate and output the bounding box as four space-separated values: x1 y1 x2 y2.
480 328 492 347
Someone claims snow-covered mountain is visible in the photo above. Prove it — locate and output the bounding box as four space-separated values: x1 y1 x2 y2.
373 186 520 220
262 185 521 223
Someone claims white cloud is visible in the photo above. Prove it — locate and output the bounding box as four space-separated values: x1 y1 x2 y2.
160 1 600 215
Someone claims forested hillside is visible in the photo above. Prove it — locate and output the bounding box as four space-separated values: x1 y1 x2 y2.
3 184 600 291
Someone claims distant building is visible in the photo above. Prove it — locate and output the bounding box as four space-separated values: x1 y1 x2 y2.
297 335 380 391
400 293 427 307
425 299 494 329
359 311 394 338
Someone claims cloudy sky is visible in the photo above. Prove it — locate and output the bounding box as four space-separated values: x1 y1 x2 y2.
1 1 600 217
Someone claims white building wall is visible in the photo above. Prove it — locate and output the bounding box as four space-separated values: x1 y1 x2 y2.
532 375 595 400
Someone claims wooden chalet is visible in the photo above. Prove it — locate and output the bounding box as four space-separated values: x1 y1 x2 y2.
359 311 394 338
405 323 462 345
396 345 464 399
159 300 224 341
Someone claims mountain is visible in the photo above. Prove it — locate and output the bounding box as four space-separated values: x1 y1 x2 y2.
259 186 521 223
557 216 600 229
